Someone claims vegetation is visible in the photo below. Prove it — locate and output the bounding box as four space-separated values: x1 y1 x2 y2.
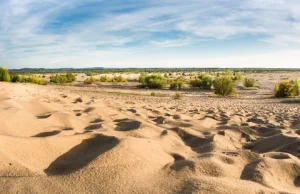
84 76 95 84
85 72 97 76
189 74 213 89
111 75 127 82
0 66 11 82
213 76 236 96
10 67 300 75
174 93 182 100
244 77 256 87
281 98 300 103
169 79 184 90
11 74 45 85
139 74 167 89
138 73 146 83
50 73 76 84
233 72 243 81
99 75 111 82
224 70 233 77
275 79 300 97
151 92 156 97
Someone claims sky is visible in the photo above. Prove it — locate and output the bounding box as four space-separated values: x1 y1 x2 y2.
1 0 300 69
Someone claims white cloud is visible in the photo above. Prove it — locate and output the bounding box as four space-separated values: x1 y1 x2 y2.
1 0 300 68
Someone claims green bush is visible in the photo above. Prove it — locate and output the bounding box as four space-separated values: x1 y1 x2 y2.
151 92 156 96
224 70 233 77
112 75 127 82
84 76 95 85
190 74 212 89
170 79 184 90
11 74 21 83
174 93 182 100
234 72 243 81
99 75 111 82
0 66 11 82
50 73 76 83
213 76 235 96
244 77 256 87
85 72 97 76
138 73 146 83
12 75 45 85
140 75 167 89
275 79 300 97
291 79 300 96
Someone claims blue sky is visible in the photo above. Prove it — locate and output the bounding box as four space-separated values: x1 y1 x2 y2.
1 0 300 68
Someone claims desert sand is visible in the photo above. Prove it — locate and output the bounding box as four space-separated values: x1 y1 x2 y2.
0 73 300 194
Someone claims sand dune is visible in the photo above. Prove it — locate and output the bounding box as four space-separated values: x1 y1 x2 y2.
0 82 300 194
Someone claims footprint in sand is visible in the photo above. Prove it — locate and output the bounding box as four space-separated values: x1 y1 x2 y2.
83 107 95 113
84 124 102 130
36 113 52 119
32 130 61 137
127 108 137 113
114 118 142 131
90 118 104 123
153 116 166 124
73 98 83 103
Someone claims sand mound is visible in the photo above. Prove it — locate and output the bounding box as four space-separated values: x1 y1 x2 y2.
0 82 299 194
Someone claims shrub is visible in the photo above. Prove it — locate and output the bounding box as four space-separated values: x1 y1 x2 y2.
151 92 156 96
12 75 45 85
213 76 235 96
291 79 300 96
170 79 184 90
99 75 111 82
138 73 147 83
112 75 127 82
275 81 293 97
30 75 46 85
174 93 182 100
224 70 233 77
275 79 300 97
11 74 21 83
85 72 97 76
141 75 167 89
0 66 10 82
234 72 243 81
189 74 212 89
50 73 76 83
84 76 95 84
244 77 256 87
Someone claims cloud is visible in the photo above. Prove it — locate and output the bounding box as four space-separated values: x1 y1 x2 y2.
1 0 300 68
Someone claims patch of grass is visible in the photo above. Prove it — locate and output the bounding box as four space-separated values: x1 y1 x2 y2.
281 98 300 103
50 73 76 84
151 92 156 96
174 93 182 100
242 86 259 90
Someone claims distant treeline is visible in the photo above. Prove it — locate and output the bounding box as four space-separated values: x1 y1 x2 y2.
9 67 300 74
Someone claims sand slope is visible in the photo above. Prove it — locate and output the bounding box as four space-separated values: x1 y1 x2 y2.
0 82 299 194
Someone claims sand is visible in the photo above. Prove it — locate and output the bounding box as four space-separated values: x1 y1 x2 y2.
0 74 300 194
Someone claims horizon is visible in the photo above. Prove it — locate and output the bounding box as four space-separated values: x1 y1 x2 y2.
1 0 300 69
